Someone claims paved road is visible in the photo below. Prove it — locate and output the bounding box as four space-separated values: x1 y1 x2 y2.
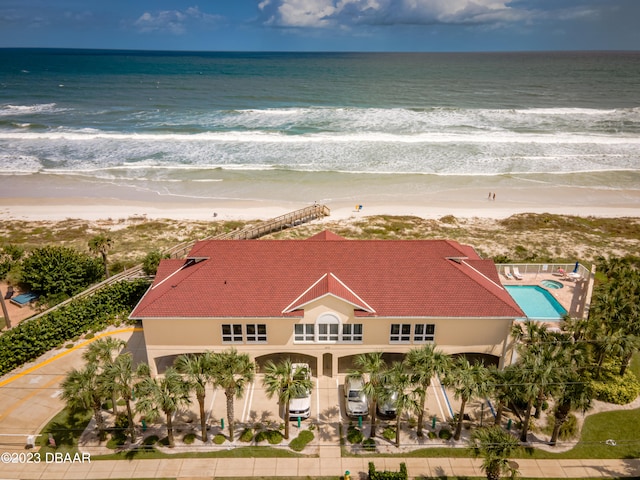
0 327 639 479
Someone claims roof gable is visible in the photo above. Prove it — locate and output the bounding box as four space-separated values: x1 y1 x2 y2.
283 272 376 313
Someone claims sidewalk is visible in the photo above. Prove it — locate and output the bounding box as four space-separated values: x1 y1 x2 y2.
2 454 639 479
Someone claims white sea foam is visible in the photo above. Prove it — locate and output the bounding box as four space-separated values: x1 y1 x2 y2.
0 103 64 116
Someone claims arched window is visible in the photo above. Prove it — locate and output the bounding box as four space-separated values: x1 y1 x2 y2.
316 313 339 342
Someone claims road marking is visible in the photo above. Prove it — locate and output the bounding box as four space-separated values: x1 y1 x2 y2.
0 374 65 422
315 377 320 422
241 380 255 422
0 328 142 388
206 388 217 424
431 376 447 422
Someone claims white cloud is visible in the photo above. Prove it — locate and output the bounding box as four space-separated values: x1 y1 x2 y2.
134 6 221 34
258 0 532 28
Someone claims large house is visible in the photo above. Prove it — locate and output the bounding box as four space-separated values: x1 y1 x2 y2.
130 231 525 376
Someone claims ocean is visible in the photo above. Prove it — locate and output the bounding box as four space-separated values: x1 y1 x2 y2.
1 49 639 211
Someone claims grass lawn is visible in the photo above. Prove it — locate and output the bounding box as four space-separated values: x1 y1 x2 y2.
37 407 92 456
93 445 311 461
630 352 640 380
521 407 640 459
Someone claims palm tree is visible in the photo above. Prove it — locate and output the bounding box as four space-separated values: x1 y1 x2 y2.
385 362 420 447
105 352 138 442
513 321 583 442
61 363 108 439
470 426 520 480
349 351 387 438
405 344 451 437
444 356 490 441
135 367 191 447
488 365 519 428
210 349 255 440
176 352 215 442
84 337 126 415
549 374 593 446
88 234 113 278
262 359 313 440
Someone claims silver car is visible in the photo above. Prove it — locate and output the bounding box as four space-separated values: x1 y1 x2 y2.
377 389 398 418
288 363 312 419
344 375 369 417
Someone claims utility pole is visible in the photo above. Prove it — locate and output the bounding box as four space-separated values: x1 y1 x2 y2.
0 289 11 329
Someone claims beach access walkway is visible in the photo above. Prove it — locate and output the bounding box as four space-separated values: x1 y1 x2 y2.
1 328 639 480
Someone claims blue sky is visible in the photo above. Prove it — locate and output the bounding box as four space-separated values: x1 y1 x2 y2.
1 0 639 52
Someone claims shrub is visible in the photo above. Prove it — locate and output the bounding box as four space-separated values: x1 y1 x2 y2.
438 428 452 440
362 438 376 452
382 426 395 441
183 433 196 444
240 428 254 442
428 431 437 439
255 429 282 444
143 435 159 446
213 434 226 445
289 430 314 451
142 250 168 276
21 245 104 299
368 461 408 480
591 371 640 404
347 426 364 444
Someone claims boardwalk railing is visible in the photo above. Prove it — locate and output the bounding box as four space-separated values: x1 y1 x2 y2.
165 204 330 258
12 204 330 326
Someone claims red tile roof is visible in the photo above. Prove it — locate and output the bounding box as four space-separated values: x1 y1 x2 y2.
130 231 524 319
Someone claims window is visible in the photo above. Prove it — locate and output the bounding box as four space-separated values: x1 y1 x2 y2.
390 324 411 343
222 324 243 343
318 323 339 342
294 324 315 342
414 324 435 342
316 313 340 342
246 324 267 343
342 324 363 342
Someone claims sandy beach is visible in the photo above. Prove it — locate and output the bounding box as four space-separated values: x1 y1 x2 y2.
1 173 639 222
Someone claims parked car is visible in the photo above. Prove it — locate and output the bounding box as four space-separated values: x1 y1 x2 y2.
344 375 369 417
376 388 398 418
288 363 312 419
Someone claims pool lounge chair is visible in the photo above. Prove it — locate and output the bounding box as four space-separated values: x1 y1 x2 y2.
513 267 524 280
503 267 514 280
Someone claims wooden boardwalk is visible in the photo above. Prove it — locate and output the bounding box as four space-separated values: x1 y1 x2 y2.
10 204 330 327
165 203 330 259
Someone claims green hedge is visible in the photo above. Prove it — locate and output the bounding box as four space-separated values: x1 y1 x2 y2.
0 279 149 376
368 461 407 480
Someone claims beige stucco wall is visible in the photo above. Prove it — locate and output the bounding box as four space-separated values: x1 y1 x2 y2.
141 295 515 376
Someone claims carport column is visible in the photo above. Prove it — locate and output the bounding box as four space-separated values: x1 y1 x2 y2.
147 352 159 377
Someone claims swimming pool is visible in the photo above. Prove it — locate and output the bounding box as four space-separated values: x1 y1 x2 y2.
505 285 567 320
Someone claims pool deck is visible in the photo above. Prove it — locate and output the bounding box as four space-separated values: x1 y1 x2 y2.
500 270 589 320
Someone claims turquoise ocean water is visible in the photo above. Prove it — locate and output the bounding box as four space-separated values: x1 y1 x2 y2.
0 49 639 206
